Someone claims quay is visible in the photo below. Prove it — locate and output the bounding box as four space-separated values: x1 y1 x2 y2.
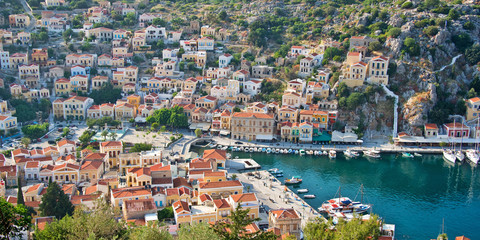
237 170 321 227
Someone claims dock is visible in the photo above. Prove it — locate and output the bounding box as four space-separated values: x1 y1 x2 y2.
237 170 321 227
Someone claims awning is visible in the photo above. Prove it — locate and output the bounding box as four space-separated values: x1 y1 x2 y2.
220 130 230 136
256 134 273 140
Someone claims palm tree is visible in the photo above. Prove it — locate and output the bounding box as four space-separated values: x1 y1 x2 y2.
21 137 31 149
109 131 117 141
101 130 109 141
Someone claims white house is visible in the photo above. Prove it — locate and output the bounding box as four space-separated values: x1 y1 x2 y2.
71 65 89 77
219 54 233 68
243 79 262 96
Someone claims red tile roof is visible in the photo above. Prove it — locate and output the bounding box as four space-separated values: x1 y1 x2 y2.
229 193 257 203
270 209 300 219
203 149 227 161
199 180 242 189
213 198 230 209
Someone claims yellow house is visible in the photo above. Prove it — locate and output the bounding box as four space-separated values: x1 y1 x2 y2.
62 96 94 121
277 106 298 123
0 115 17 131
127 94 141 109
79 160 104 183
166 187 192 206
53 98 65 119
125 66 138 83
115 102 136 120
92 76 108 90
340 61 368 87
227 193 259 219
125 167 151 187
281 91 302 108
52 163 80 184
213 198 231 220
466 97 480 121
198 180 243 199
70 75 88 93
195 95 217 110
100 141 123 168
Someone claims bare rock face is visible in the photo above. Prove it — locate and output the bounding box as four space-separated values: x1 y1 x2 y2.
434 30 450 46
357 13 371 26
385 38 403 56
388 13 404 28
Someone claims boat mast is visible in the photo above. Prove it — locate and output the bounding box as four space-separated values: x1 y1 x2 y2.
453 119 456 151
477 117 480 151
460 118 464 151
361 184 364 204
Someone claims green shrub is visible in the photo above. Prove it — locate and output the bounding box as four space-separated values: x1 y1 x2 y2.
423 26 439 36
401 1 413 9
387 27 401 38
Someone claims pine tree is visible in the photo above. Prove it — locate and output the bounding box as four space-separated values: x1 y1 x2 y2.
16 176 25 206
39 182 74 219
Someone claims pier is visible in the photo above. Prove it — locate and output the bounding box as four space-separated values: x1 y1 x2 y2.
237 170 321 227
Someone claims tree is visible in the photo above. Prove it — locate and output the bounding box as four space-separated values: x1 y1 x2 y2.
109 131 117 141
213 205 277 240
465 45 480 65
0 197 31 239
17 176 25 205
231 174 237 180
346 93 365 110
323 47 343 60
101 130 109 141
423 26 439 37
62 127 70 137
451 33 473 51
403 37 420 56
88 83 122 105
79 130 95 145
218 10 228 21
39 182 75 219
387 28 401 38
129 221 172 240
153 18 166 27
151 122 159 131
21 137 31 149
447 9 460 20
195 129 202 138
22 123 49 139
157 207 174 221
130 143 153 152
177 223 219 240
424 0 439 8
467 88 477 99
336 82 350 98
35 199 128 240
303 215 381 240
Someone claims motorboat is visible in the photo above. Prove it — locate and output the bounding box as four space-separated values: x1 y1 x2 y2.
329 150 337 159
288 149 293 154
285 176 302 185
276 173 284 178
364 149 380 158
456 151 465 162
253 147 258 152
262 148 266 152
239 146 244 151
466 149 479 164
307 150 313 155
304 194 316 199
443 149 456 164
320 197 372 216
343 149 359 158
299 149 305 156
232 147 238 152
402 152 414 158
323 151 328 155
275 148 280 154
266 148 272 154
313 150 319 155
414 153 422 157
294 150 299 154
297 189 309 193
244 148 249 153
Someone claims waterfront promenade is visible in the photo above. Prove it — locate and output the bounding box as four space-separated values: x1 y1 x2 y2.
237 170 321 227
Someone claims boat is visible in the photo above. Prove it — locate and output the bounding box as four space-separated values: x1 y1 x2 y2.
285 176 302 185
294 150 299 154
443 149 456 164
329 150 336 159
288 149 293 154
307 150 313 155
261 148 266 152
299 149 305 156
364 149 380 158
268 168 283 174
304 194 316 199
414 153 422 157
244 148 249 153
402 152 414 158
232 147 237 152
323 151 328 155
343 149 359 158
297 189 309 193
266 148 272 154
319 185 371 217
276 173 284 178
456 151 465 162
253 147 258 152
467 149 480 165
275 148 280 154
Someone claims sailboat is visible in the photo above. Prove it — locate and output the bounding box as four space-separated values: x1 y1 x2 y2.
319 185 371 217
443 120 457 164
467 117 480 165
456 119 465 161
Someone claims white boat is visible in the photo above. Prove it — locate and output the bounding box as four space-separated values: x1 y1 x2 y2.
456 151 465 161
304 194 316 199
329 150 336 159
466 149 480 165
307 150 313 155
344 149 359 158
244 148 249 153
297 189 309 193
239 146 244 151
443 149 456 164
283 149 288 154
275 148 280 154
294 150 299 154
364 149 380 158
402 152 414 158
253 147 258 152
299 149 305 156
232 147 238 152
279 149 284 154
414 153 422 157
288 149 293 154
266 148 272 154
268 168 283 174
323 151 328 155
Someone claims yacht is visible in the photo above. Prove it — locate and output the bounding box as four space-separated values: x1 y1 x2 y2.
285 176 302 185
304 194 316 199
364 149 381 158
455 151 465 162
344 149 359 158
297 189 309 193
402 152 414 158
443 149 456 164
466 149 479 164
329 150 337 159
320 197 371 216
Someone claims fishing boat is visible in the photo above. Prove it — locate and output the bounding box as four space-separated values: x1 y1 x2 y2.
232 147 237 152
299 149 305 156
343 149 359 158
285 176 302 185
297 189 309 193
304 194 316 199
329 150 336 159
443 149 456 164
414 152 422 157
402 152 414 158
364 149 380 158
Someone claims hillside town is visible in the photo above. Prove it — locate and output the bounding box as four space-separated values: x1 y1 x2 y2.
0 0 479 239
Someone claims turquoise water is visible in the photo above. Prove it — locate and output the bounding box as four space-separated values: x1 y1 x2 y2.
229 152 480 240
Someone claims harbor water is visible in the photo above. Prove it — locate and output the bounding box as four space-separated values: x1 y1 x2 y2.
228 151 480 240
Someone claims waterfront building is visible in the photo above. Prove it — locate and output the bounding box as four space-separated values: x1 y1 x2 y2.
230 112 276 141
268 209 301 239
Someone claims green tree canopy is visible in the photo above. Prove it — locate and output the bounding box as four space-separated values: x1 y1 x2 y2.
177 223 219 240
303 215 382 240
0 197 32 239
88 83 122 105
130 143 153 153
22 123 49 139
39 182 75 219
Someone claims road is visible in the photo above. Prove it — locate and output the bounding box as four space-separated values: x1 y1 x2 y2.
19 0 36 32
